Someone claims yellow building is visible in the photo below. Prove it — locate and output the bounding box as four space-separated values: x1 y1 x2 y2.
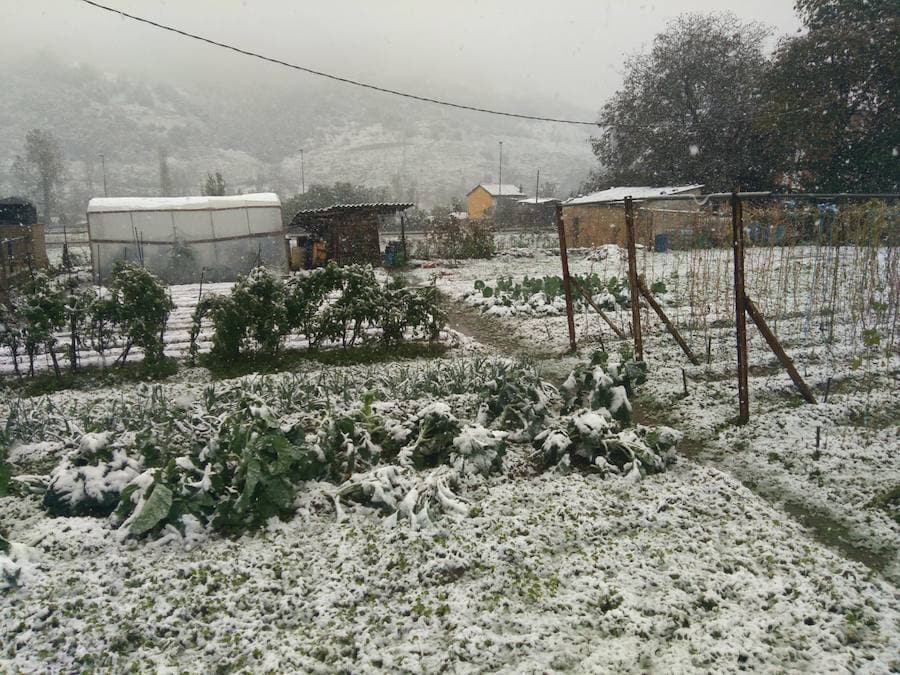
466 183 526 220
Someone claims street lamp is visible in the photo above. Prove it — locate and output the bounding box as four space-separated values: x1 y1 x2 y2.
498 141 503 197
299 149 305 195
98 153 108 197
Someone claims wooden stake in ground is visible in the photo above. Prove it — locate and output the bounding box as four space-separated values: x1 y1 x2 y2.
744 294 817 404
732 190 750 424
637 277 700 365
569 277 627 340
624 196 643 361
555 203 577 352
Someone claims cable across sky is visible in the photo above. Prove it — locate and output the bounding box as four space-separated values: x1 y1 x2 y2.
77 0 601 126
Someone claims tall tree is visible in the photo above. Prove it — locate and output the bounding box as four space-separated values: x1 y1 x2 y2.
589 13 773 192
159 147 173 196
280 182 390 226
202 171 226 196
763 0 899 191
12 129 66 223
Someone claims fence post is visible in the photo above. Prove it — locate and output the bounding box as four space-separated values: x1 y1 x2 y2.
637 277 700 365
555 203 577 352
731 190 750 423
624 196 643 361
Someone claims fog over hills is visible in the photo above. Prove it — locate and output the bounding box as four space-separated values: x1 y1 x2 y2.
0 53 596 217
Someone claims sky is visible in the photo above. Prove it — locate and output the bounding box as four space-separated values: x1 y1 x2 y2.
6 0 802 115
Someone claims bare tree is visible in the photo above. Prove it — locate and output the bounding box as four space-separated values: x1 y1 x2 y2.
12 129 66 223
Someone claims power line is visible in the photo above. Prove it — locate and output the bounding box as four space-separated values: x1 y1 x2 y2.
78 0 600 127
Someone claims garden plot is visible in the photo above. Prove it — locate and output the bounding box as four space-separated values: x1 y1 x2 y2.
3 356 900 672
409 247 900 582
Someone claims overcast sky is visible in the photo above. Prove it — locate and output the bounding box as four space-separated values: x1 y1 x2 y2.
7 0 801 114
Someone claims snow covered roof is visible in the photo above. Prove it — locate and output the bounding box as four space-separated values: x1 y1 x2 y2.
87 193 281 213
564 185 703 206
468 184 526 197
517 197 561 205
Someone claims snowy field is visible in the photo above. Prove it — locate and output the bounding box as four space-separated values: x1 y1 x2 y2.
2 242 899 673
408 247 900 580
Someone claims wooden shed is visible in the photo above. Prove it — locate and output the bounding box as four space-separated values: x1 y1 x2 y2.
286 203 412 269
1 197 49 293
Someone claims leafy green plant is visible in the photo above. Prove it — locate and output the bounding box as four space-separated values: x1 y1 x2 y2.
14 272 66 377
104 261 174 367
561 351 647 423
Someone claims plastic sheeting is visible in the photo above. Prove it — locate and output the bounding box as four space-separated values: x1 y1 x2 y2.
86 194 287 283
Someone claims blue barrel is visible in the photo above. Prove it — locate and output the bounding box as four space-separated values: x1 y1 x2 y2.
654 234 669 252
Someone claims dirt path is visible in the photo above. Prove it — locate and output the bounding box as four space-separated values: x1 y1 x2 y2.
446 297 896 582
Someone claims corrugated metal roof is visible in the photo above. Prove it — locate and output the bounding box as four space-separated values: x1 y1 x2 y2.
87 193 281 212
292 202 413 217
564 185 704 206
468 184 526 197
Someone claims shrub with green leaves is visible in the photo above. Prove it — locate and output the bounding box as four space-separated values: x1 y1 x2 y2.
13 272 66 376
194 264 446 361
104 261 174 366
415 219 496 259
196 266 289 364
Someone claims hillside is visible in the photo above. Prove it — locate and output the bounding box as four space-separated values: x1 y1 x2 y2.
0 54 597 216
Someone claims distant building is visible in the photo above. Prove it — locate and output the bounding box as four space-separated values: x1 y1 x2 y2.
466 184 526 220
562 185 704 248
1 197 49 294
286 202 412 269
86 194 287 284
516 197 561 229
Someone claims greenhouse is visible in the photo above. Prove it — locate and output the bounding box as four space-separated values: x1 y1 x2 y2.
86 193 288 283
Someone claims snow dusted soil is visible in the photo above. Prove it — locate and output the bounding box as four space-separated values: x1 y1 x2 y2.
3 456 899 673
409 248 900 578
2 245 898 672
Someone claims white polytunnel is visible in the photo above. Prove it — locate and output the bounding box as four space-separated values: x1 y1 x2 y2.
86 193 288 284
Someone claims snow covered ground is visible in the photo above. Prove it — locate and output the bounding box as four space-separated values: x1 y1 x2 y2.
2 243 898 672
3 423 899 672
408 247 900 582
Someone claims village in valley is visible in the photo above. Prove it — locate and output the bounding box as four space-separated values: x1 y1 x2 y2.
1 1 898 673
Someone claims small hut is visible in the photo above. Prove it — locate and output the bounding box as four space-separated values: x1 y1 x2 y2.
286 203 412 269
1 197 49 292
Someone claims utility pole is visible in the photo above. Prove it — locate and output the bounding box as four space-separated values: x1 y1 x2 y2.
498 141 503 197
299 149 305 195
535 169 540 203
99 153 108 197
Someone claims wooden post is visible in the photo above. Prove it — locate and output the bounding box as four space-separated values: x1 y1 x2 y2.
731 190 750 423
400 214 407 261
624 196 643 360
569 277 626 339
744 294 817 404
637 277 700 365
555 203 577 352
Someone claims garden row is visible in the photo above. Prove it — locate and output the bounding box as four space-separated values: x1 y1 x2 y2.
462 273 670 318
190 263 445 365
0 262 446 379
2 353 680 549
0 263 173 378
